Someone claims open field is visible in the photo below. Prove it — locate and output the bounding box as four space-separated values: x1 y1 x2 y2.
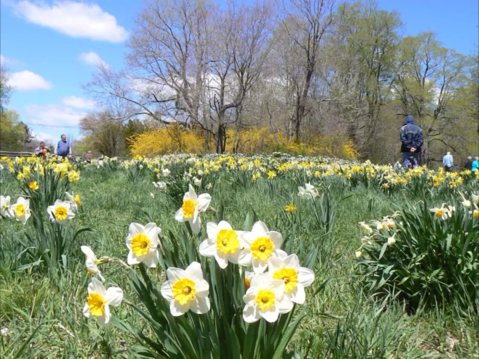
0 154 478 358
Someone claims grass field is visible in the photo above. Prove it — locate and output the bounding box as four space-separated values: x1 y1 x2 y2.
0 154 478 358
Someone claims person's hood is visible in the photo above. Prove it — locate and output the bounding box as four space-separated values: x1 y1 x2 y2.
403 115 414 125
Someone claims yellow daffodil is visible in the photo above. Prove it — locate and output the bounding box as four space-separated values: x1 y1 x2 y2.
29 181 39 191
284 203 297 213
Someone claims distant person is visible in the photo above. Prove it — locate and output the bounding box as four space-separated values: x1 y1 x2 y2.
85 151 93 164
400 115 423 169
464 156 473 170
54 134 72 159
34 141 48 159
442 152 453 172
472 156 479 172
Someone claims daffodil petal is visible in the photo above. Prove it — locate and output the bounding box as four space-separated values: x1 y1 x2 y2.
105 287 123 307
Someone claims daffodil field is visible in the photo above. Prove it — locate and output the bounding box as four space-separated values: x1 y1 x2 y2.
0 154 478 357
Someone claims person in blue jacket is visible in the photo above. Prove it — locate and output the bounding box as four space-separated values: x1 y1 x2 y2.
54 134 72 159
472 156 479 172
400 115 423 168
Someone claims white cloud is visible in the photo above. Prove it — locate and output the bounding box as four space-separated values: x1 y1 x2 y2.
62 96 97 109
0 54 24 68
79 51 108 67
33 131 57 145
9 70 52 91
0 54 10 65
25 104 87 127
13 1 128 42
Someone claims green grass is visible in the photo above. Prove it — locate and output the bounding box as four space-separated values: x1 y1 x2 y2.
1 167 478 358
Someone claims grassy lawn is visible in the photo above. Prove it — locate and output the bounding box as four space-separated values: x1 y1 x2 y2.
0 156 478 358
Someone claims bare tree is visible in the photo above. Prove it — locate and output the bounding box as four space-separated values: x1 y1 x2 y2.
205 1 273 152
277 0 335 142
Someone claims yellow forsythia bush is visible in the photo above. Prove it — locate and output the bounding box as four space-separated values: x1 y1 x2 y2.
129 125 358 160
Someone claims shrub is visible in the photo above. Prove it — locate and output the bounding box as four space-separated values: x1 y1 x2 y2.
129 125 359 160
356 197 479 311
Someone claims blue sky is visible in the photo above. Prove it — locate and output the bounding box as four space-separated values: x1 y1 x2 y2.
1 0 478 147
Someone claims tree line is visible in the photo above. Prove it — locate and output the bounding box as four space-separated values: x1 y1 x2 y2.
4 0 478 165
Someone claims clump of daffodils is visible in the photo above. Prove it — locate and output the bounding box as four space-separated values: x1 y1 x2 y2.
298 183 318 199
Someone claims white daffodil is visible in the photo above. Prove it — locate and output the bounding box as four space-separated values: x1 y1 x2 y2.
268 254 315 305
83 278 123 326
459 193 471 208
152 181 167 190
387 233 397 246
382 217 396 231
238 221 287 273
160 261 210 316
472 193 479 205
81 246 104 281
372 220 386 231
126 223 161 267
193 177 202 186
47 200 75 223
298 183 318 199
430 205 452 220
175 184 211 233
359 222 373 234
245 270 253 289
472 203 479 218
0 195 12 217
65 192 81 212
199 221 244 269
9 197 31 224
243 272 293 323
162 168 171 176
355 249 362 258
361 236 372 245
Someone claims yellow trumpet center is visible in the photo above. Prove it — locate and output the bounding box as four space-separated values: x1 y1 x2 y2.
250 237 274 261
172 278 196 305
131 233 151 257
273 267 298 293
255 289 276 311
87 292 106 317
55 206 68 220
15 204 25 218
182 199 196 219
216 229 240 254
